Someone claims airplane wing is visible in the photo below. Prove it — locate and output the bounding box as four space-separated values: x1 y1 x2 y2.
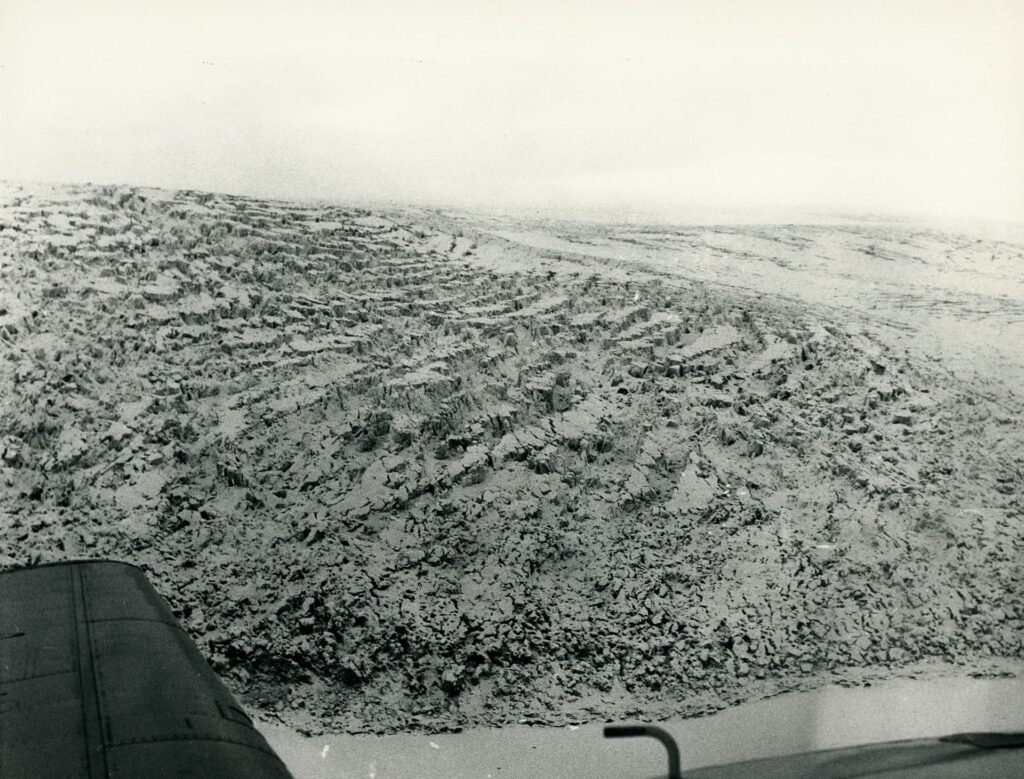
1 559 292 778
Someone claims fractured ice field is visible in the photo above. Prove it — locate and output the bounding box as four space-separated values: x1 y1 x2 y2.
0 182 1021 734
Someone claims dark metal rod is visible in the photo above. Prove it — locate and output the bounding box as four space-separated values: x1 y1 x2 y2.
604 724 682 779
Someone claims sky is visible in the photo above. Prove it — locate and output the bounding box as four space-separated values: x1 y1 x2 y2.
1 0 1022 222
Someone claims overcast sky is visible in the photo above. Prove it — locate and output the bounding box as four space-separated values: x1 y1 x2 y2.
1 1 1022 221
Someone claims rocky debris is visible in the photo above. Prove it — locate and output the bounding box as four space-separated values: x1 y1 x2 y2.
1 182 1021 736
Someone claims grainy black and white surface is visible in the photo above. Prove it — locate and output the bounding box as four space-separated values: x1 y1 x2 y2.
2 6 1023 777
1 182 1021 737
